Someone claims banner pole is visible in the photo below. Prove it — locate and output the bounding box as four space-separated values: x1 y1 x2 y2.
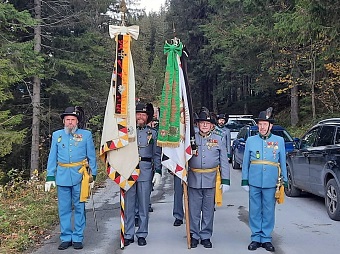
183 181 191 249
120 188 125 249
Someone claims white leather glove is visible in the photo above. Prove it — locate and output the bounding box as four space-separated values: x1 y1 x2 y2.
152 172 162 187
219 184 230 193
89 181 95 190
242 185 250 192
44 181 56 192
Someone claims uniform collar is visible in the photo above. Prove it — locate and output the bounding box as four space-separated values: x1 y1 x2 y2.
259 133 272 140
199 131 212 138
137 125 147 130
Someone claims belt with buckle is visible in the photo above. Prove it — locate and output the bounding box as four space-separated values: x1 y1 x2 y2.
139 157 152 162
136 157 152 169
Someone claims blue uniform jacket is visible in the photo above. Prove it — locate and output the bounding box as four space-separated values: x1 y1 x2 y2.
47 129 97 186
242 134 287 188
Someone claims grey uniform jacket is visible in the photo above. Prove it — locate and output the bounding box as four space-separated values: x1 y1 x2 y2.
188 131 230 188
136 126 162 182
215 125 231 155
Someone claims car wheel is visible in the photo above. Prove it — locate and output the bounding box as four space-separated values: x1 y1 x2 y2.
232 153 241 169
325 179 340 221
284 165 301 197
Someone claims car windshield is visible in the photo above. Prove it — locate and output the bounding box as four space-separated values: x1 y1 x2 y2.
226 119 255 131
272 130 294 142
249 129 293 142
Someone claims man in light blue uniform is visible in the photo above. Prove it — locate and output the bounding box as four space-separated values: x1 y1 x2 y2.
45 106 97 250
188 107 230 249
241 108 287 252
124 102 162 247
215 113 232 160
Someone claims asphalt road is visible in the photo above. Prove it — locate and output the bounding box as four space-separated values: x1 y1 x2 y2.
29 165 340 254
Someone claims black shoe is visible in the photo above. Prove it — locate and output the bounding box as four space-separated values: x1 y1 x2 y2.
58 241 72 250
138 237 147 246
124 238 134 247
190 238 199 248
73 242 83 250
262 242 275 252
149 206 153 212
173 218 183 226
201 239 212 248
135 217 139 227
248 241 261 251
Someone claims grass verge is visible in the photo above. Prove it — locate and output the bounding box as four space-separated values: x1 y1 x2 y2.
0 164 107 253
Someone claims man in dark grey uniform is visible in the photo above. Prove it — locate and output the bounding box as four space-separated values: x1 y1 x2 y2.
124 102 162 247
173 174 184 226
172 112 201 227
215 113 232 160
188 107 230 248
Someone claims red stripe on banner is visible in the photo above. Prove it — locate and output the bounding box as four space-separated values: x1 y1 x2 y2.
115 35 124 114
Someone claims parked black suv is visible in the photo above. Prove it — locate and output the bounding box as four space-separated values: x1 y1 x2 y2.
285 118 340 220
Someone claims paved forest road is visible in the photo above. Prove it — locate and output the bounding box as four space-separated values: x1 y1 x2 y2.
28 167 340 254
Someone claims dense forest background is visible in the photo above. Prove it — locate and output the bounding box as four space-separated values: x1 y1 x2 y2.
0 0 339 184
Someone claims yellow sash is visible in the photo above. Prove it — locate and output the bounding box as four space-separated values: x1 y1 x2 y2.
191 166 222 206
191 167 218 173
58 159 90 202
215 169 222 207
250 160 284 204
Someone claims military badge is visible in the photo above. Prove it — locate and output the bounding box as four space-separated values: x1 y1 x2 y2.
207 139 218 150
58 135 62 143
73 134 83 142
267 141 279 159
147 130 154 144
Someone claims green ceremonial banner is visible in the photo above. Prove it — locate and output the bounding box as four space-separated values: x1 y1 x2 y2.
157 42 183 147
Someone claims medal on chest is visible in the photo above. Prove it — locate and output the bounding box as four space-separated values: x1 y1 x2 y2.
73 133 83 146
267 141 279 159
206 139 218 150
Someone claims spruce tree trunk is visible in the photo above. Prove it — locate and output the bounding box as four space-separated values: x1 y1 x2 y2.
311 55 316 119
291 84 299 127
30 0 41 175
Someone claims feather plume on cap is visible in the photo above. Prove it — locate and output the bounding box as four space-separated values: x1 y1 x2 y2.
265 107 273 120
255 107 275 123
